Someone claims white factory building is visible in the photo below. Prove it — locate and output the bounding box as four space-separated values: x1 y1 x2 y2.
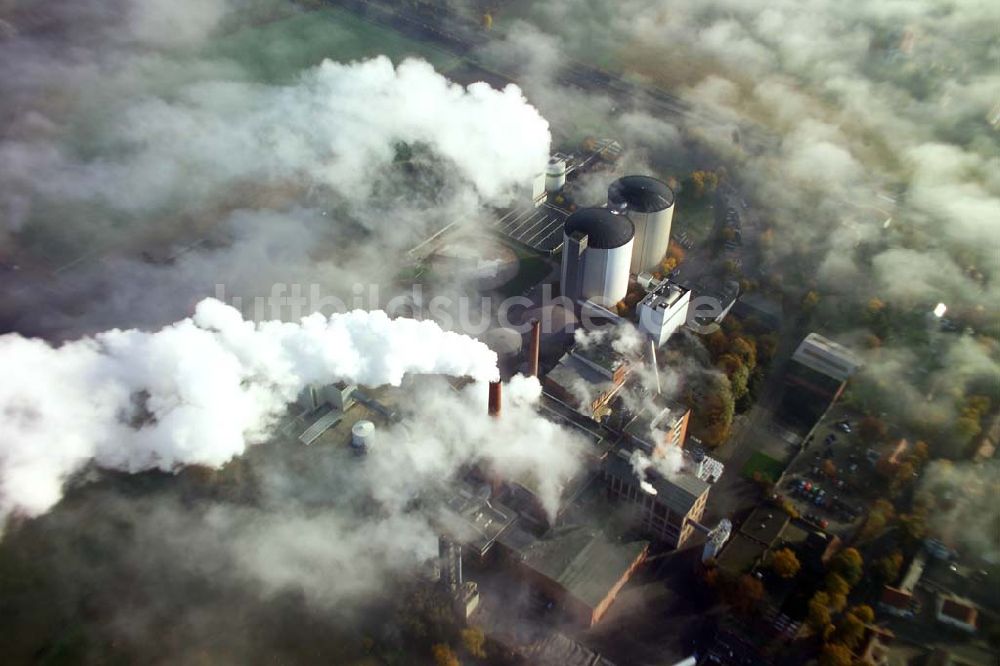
637 281 691 347
608 175 675 275
560 207 634 307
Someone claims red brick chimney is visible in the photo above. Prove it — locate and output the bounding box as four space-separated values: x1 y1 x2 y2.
528 319 541 377
488 380 502 418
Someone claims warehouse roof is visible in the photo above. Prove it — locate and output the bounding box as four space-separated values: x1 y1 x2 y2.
510 524 649 608
564 208 634 249
608 175 675 213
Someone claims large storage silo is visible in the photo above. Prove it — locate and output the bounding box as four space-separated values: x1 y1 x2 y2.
608 175 675 274
560 208 634 307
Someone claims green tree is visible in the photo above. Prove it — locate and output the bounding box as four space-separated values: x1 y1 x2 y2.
898 511 928 544
859 416 888 444
717 353 750 401
802 290 820 311
730 336 758 370
851 604 875 624
460 627 486 659
722 574 765 615
872 552 903 584
833 610 867 650
807 592 832 632
830 548 864 586
432 643 460 666
819 643 853 666
771 548 801 579
825 572 851 597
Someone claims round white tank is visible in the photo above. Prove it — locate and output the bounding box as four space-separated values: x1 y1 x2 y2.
579 242 633 306
545 157 567 193
561 208 634 307
351 420 375 450
608 176 675 274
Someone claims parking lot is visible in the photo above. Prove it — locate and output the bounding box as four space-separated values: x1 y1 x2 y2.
777 407 875 538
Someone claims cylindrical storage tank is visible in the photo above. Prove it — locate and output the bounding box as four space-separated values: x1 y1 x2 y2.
608 175 675 274
560 208 634 307
351 420 375 452
545 157 567 193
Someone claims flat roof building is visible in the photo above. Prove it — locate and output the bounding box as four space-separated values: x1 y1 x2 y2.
623 398 691 455
780 333 862 427
543 335 633 419
637 281 691 347
498 523 649 627
603 449 710 548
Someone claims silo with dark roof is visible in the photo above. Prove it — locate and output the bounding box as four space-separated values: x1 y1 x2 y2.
560 207 634 307
608 175 675 274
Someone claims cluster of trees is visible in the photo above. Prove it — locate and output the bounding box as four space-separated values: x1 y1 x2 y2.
876 440 930 495
657 241 687 275
687 373 736 448
859 498 895 542
806 549 873 664
769 548 801 579
432 628 486 666
686 170 721 199
705 322 777 409
393 587 491 665
954 393 993 452
704 568 765 616
686 318 778 447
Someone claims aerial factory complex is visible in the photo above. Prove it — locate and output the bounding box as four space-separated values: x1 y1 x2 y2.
0 1 997 666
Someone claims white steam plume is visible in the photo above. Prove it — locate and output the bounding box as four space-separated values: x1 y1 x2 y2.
630 447 686 495
0 298 499 521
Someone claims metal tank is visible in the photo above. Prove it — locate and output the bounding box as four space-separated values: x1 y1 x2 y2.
560 207 634 307
608 175 675 274
351 420 375 452
544 156 567 193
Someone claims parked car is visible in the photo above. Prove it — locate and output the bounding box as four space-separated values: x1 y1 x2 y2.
836 421 852 433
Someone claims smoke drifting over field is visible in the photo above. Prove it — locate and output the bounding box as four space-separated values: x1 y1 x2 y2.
0 298 500 521
0 1 569 657
0 0 550 335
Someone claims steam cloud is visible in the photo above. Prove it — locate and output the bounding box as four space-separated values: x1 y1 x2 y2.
0 298 499 521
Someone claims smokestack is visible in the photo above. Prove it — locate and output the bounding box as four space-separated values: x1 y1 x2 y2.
488 381 502 418
528 319 541 377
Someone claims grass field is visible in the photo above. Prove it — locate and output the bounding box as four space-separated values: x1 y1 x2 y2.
496 243 552 297
210 8 462 83
742 450 785 483
673 195 717 246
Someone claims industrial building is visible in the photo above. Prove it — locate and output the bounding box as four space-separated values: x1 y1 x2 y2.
603 449 710 549
622 398 691 454
608 175 676 274
560 208 634 307
543 331 634 418
497 522 649 627
779 333 862 427
637 280 692 347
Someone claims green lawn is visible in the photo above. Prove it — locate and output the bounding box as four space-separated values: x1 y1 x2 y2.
496 243 553 297
742 450 785 483
673 195 717 246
